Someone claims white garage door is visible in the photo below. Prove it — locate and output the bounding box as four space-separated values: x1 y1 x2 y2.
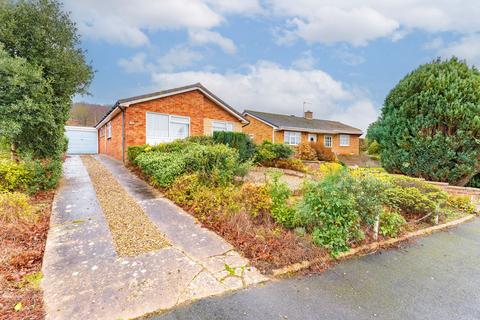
65 126 98 154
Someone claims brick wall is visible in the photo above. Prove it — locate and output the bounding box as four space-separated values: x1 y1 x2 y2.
242 115 274 144
98 90 244 161
427 181 480 207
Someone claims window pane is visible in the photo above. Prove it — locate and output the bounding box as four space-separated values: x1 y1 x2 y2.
171 116 189 124
340 134 350 146
169 122 189 140
324 136 332 147
212 121 233 132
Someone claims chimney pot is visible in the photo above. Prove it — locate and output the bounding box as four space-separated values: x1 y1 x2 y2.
304 110 313 119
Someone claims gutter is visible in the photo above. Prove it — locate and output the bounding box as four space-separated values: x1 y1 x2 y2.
119 106 126 163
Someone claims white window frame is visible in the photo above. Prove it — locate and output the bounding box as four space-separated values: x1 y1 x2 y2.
339 134 350 147
107 122 112 139
146 112 190 145
307 133 317 143
284 131 301 145
212 120 234 134
324 135 332 148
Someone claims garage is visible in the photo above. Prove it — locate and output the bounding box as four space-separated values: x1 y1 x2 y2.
65 126 98 154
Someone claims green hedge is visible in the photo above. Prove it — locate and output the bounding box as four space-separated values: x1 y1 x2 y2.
213 131 255 162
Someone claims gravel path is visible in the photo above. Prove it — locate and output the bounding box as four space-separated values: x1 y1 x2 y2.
82 156 168 256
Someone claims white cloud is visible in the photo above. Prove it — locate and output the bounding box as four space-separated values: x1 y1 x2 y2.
157 46 203 71
188 30 237 54
438 34 480 66
292 51 316 70
335 47 365 66
269 0 480 46
150 61 377 131
118 47 203 73
63 0 261 48
118 53 151 73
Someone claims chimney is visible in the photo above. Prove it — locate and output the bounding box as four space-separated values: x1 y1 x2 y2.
304 110 313 119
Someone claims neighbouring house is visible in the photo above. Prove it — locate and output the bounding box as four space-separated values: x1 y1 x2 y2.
95 83 248 162
242 110 363 155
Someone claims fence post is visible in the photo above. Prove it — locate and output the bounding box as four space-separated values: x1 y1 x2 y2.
373 213 380 241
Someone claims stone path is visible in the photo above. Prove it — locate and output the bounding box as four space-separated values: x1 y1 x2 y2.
41 156 267 320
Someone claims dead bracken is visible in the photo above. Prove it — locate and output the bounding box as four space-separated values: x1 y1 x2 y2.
81 156 169 256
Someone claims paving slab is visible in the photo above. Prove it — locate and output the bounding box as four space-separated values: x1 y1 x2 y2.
42 156 267 320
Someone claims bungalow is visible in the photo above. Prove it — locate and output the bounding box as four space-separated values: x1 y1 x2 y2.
95 83 248 162
242 110 363 155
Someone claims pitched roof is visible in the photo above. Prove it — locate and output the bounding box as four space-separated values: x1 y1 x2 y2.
243 110 363 135
95 83 247 128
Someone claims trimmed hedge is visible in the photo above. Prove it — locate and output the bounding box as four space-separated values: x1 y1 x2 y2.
213 131 255 162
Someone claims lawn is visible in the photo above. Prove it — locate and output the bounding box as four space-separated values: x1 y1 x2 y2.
127 133 477 274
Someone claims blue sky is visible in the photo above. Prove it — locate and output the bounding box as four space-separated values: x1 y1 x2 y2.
64 0 480 131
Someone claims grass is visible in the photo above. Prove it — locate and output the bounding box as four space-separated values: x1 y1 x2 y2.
82 156 169 256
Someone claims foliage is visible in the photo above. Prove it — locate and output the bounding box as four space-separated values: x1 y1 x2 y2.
352 174 390 225
367 140 380 155
0 160 30 192
135 142 240 187
379 210 406 238
467 173 480 188
310 142 337 161
367 58 480 186
384 186 438 216
213 131 256 162
136 152 187 188
298 172 361 256
240 183 271 218
166 174 239 219
262 158 307 172
0 191 33 223
266 170 297 228
295 142 317 160
27 159 63 192
185 135 215 145
445 195 475 215
127 145 149 165
0 0 93 159
255 141 293 162
317 162 345 177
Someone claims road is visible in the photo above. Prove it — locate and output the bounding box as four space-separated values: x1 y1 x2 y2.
149 218 480 320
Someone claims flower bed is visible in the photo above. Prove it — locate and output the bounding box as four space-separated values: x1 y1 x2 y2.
128 138 476 273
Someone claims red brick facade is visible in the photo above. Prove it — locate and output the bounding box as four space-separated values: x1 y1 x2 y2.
243 115 361 155
98 90 244 161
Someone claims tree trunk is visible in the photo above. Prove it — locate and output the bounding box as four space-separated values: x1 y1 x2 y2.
10 143 19 162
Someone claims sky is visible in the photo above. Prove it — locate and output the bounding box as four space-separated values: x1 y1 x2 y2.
63 0 480 132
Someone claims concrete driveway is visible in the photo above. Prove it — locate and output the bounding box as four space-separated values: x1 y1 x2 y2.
152 218 480 320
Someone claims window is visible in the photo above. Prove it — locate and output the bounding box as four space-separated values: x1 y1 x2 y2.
308 134 317 142
107 122 112 139
339 134 350 146
146 112 190 145
212 120 234 133
324 135 332 148
284 131 301 145
99 127 104 137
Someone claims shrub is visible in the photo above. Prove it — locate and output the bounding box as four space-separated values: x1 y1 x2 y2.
466 173 480 188
0 191 33 223
267 170 297 228
185 135 215 145
0 159 30 192
167 173 239 219
240 183 271 218
367 140 380 155
136 152 187 188
379 210 406 238
262 158 307 173
445 195 475 215
367 58 480 186
127 145 149 164
317 162 344 177
310 142 336 161
295 142 317 161
213 132 256 162
27 158 62 192
255 141 293 162
352 174 390 226
383 186 438 216
298 172 361 256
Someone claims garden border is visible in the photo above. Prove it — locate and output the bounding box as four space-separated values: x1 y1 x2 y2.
272 214 476 277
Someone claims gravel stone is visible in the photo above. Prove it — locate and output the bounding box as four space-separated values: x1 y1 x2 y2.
82 156 169 256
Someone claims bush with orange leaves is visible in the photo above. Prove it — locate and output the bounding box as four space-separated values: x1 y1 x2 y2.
294 142 317 161
310 142 337 161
